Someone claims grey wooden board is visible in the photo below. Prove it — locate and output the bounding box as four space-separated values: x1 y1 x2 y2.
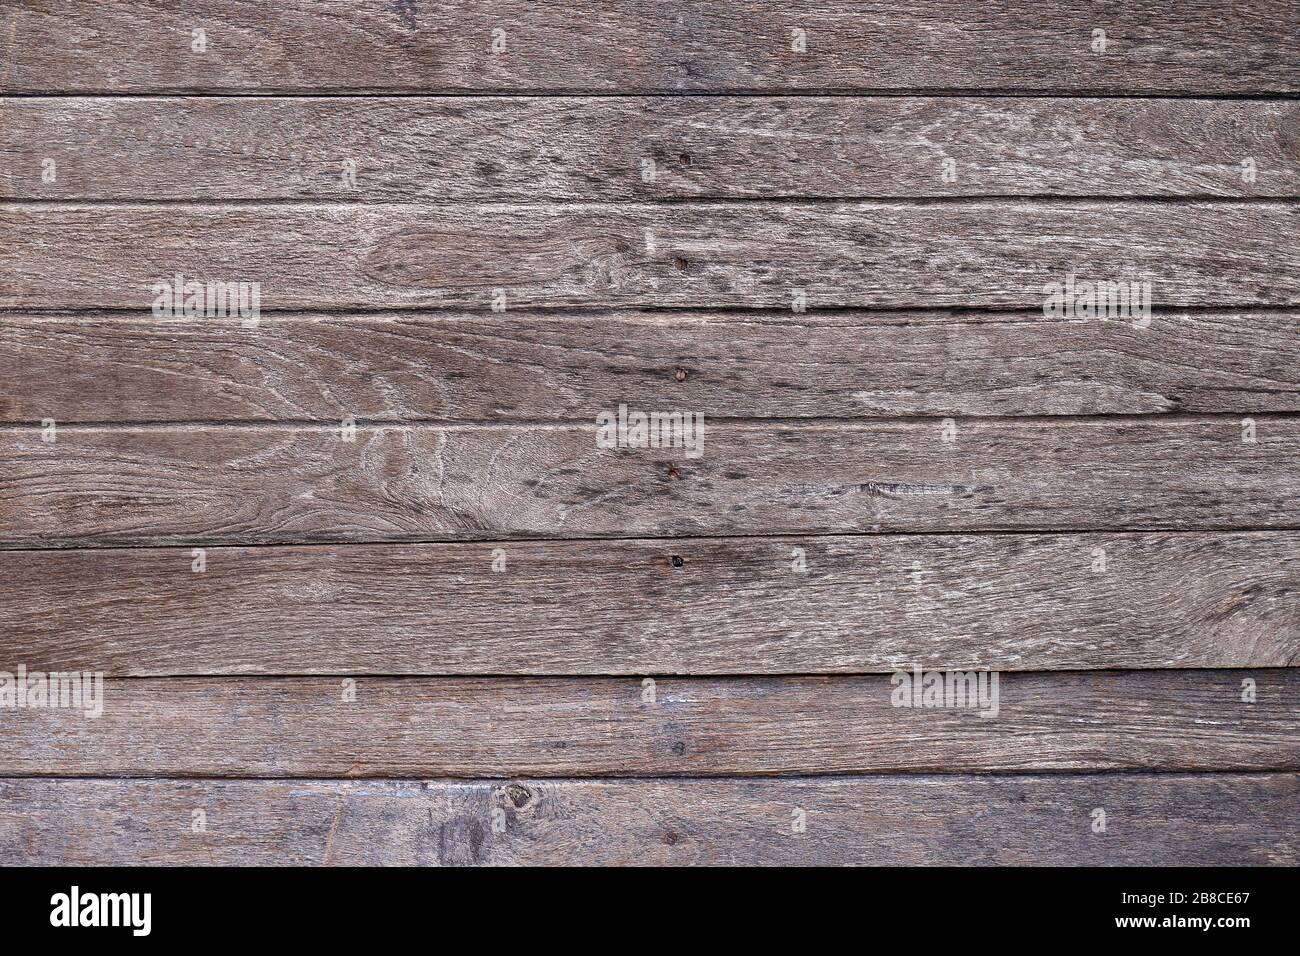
2 533 1296 675
3 418 1297 547
1 774 1294 865
3 1 1298 94
3 310 1299 423
0 672 1294 776
2 202 1297 310
5 96 1298 200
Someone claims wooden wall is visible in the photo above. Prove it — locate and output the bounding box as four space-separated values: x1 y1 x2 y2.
0 0 1296 865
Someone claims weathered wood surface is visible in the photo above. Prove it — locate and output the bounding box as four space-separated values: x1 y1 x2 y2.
3 1 1297 94
2 533 1295 675
2 418 1296 546
2 202 1297 311
4 310 1299 423
1 671 1294 776
6 96 1299 200
1 774 1294 866
3 0 1298 872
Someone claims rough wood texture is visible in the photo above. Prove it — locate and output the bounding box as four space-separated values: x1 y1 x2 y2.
4 0 1299 871
2 202 1297 310
1 671 1294 776
2 533 1295 675
2 418 1296 546
3 310 1298 423
6 96 1299 200
3 1 1297 94
1 774 1294 866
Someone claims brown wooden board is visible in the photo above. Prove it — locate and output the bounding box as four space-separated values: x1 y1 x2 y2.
0 671 1293 776
2 202 1297 311
2 533 1295 675
5 96 1298 200
2 311 1298 423
3 0 1299 871
2 671 1289 780
3 1 1298 94
1 774 1294 865
2 418 1296 547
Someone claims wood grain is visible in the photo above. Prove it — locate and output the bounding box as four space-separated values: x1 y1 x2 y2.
2 774 1294 865
3 1 1297 94
6 96 1298 200
2 418 1297 546
3 310 1299 423
2 533 1295 675
0 671 1294 776
3 0 1298 870
2 202 1297 311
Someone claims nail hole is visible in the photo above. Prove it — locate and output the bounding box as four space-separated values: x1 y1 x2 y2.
668 466 682 480
673 367 688 382
670 555 685 568
679 153 692 167
672 256 689 272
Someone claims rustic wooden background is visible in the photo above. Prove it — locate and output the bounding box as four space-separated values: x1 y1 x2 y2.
0 0 1297 866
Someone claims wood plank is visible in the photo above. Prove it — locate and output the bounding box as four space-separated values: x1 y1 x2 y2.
4 202 1296 311
3 310 1298 424
2 533 1295 675
2 774 1294 865
2 418 1297 546
6 96 1299 200
0 672 1294 776
3 1 1297 94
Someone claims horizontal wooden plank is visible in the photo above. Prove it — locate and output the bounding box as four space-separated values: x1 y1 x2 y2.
4 202 1296 310
2 774 1294 865
3 533 1295 675
0 672 1294 776
3 310 1298 423
6 97 1299 200
4 1 1298 94
2 418 1297 546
